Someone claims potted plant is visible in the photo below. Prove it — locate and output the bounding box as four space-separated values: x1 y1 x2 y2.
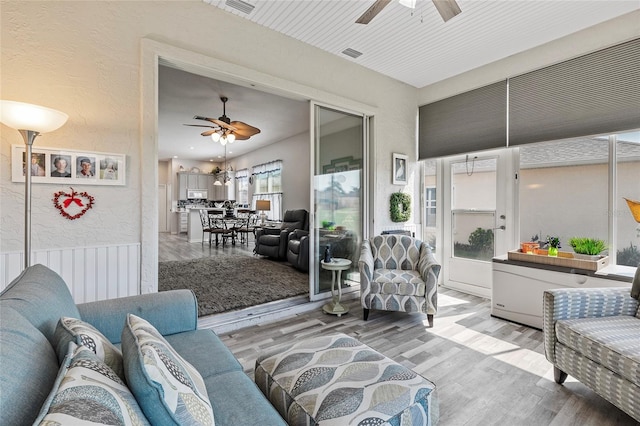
546 235 561 257
568 237 607 260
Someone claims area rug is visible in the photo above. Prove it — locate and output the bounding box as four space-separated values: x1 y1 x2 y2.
158 255 309 317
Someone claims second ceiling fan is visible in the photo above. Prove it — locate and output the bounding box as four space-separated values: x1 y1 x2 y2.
185 96 260 145
356 0 461 25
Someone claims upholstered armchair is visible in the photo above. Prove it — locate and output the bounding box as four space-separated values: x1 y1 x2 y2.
287 229 309 272
255 209 308 260
359 235 440 327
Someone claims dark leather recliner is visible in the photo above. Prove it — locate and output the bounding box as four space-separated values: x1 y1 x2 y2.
287 229 309 272
254 209 308 260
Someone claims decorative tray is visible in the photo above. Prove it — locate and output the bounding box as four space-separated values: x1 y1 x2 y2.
507 249 609 272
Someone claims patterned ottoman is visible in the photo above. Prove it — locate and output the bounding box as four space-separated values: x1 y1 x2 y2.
255 333 438 425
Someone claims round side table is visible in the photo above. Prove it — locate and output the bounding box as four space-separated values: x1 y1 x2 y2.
320 258 352 317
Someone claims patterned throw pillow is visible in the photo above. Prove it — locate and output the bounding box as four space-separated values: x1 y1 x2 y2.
34 342 149 425
121 313 215 426
54 316 125 381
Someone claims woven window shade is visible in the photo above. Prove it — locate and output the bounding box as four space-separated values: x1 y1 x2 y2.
509 38 640 146
418 81 507 160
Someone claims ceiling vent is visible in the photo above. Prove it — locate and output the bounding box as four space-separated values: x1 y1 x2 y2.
342 48 363 59
225 0 255 14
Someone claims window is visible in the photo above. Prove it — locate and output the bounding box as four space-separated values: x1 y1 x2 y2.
252 160 282 194
423 160 437 251
616 131 640 267
519 131 640 267
235 169 249 205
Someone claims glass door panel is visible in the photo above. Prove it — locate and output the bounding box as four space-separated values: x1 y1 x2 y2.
443 152 514 298
311 104 365 301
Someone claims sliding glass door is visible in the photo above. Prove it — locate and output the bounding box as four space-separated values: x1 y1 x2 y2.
310 104 367 301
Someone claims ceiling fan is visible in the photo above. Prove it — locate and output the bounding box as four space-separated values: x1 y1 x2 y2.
184 96 261 145
356 0 461 24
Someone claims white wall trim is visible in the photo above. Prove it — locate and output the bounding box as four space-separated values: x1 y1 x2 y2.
1 243 141 303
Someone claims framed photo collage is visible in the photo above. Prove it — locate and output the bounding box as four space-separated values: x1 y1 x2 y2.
11 145 125 186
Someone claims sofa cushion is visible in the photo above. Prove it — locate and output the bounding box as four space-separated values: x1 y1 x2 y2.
34 342 149 425
556 316 640 386
372 269 426 295
0 264 80 344
164 329 242 378
0 306 60 426
122 314 215 425
53 316 124 381
204 370 287 425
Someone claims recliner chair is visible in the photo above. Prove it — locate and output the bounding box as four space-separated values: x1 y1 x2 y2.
254 209 308 260
287 229 309 272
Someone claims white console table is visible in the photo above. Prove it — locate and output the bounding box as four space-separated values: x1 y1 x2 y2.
492 255 633 329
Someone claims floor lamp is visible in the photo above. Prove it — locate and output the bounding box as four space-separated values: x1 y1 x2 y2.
0 100 68 268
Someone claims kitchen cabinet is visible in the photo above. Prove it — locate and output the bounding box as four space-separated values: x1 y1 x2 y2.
178 172 216 200
178 173 188 200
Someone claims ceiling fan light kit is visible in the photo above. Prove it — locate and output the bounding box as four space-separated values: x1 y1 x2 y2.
184 96 260 146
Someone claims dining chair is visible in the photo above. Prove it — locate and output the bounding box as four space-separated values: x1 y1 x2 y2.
209 214 234 247
199 209 214 246
235 213 257 245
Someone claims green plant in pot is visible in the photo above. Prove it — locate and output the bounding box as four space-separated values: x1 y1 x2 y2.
568 237 607 259
546 236 561 257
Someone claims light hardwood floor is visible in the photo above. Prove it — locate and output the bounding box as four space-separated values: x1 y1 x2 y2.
160 232 637 425
215 290 637 426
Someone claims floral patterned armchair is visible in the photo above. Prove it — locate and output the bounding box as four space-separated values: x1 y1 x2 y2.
359 235 440 327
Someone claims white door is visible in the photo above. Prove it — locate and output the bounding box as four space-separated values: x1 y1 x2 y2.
442 149 517 298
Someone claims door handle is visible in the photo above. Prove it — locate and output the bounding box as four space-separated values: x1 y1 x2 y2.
494 225 506 230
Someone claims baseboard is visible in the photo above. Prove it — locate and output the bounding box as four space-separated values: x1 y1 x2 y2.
199 292 359 334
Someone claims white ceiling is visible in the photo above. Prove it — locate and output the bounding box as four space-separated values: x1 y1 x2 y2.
159 1 639 163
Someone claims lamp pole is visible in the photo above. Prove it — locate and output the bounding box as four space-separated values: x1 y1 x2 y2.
20 130 39 268
0 100 68 270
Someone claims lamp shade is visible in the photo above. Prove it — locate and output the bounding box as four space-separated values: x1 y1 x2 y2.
256 200 271 211
0 100 68 133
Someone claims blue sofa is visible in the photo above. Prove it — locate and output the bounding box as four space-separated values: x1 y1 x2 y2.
0 264 286 425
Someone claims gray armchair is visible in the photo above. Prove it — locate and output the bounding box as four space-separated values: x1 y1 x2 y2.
287 229 309 272
359 234 440 327
542 268 640 422
254 209 308 260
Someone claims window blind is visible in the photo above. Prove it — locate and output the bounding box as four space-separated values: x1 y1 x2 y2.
418 81 507 160
509 38 640 146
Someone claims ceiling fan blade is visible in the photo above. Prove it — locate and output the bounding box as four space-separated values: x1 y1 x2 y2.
355 0 391 24
201 130 217 137
231 133 250 141
432 0 461 22
230 121 261 138
210 118 238 132
183 124 216 129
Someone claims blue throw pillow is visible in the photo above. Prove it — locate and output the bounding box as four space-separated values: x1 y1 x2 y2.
121 313 215 425
34 342 149 425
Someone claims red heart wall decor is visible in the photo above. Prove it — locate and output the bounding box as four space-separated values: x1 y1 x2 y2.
52 187 95 220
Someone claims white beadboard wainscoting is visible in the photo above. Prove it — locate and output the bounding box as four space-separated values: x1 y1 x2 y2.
1 243 141 303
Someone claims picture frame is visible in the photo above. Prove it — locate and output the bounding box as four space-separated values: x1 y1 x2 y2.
12 145 126 186
392 153 408 185
322 156 362 174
